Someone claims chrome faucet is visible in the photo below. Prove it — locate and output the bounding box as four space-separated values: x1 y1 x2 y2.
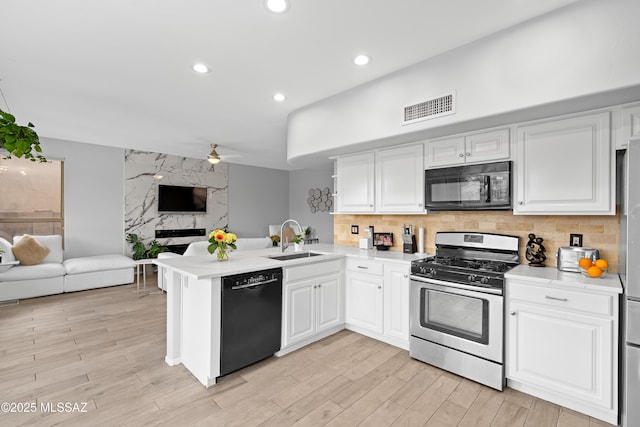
280 219 303 252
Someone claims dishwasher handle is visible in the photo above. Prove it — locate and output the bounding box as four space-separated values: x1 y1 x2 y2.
231 277 280 290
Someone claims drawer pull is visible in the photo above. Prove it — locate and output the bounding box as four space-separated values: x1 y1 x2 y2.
357 266 369 269
510 311 516 315
545 295 568 302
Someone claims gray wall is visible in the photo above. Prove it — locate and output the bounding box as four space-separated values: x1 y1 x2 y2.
228 163 290 237
42 137 126 258
289 165 334 244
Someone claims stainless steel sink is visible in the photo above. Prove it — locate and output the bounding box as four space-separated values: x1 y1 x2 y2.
267 251 324 261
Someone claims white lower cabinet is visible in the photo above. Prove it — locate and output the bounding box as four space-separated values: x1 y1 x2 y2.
383 263 410 346
281 260 343 354
345 258 410 349
346 270 384 334
506 279 618 424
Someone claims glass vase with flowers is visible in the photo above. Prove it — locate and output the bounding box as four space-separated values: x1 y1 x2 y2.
207 229 237 261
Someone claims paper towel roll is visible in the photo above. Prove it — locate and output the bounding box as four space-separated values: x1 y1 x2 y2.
418 227 425 254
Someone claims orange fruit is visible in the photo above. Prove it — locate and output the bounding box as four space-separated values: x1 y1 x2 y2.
578 258 593 269
595 259 609 269
587 266 603 278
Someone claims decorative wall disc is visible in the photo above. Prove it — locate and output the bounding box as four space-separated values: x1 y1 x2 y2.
307 187 333 213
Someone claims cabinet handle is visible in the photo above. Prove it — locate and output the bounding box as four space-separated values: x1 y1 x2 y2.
357 266 369 269
510 311 516 315
317 284 322 288
458 153 464 158
518 201 524 205
403 274 408 278
465 152 470 157
369 204 373 207
313 285 317 289
545 295 568 302
378 285 382 289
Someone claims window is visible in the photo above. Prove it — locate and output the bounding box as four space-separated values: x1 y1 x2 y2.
0 157 64 242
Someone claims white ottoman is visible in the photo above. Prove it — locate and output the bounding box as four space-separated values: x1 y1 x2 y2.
63 255 135 292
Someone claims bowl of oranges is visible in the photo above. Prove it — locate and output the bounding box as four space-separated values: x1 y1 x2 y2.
578 257 609 278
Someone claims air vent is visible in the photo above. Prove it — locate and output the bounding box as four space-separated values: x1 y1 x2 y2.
402 92 456 125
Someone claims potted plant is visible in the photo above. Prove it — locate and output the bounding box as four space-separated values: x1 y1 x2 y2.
0 109 47 162
293 234 304 252
126 233 167 260
304 226 312 240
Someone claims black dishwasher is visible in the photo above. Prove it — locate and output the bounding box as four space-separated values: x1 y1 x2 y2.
220 268 283 376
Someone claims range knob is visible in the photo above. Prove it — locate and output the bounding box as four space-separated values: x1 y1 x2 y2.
467 274 476 283
480 276 489 285
428 268 437 277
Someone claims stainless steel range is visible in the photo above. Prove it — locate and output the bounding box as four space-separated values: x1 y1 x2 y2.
409 232 520 391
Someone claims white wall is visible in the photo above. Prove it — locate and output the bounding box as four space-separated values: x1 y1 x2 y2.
287 0 640 165
228 163 289 237
41 137 125 258
289 165 334 244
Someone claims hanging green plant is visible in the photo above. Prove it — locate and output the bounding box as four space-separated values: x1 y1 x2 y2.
0 109 46 162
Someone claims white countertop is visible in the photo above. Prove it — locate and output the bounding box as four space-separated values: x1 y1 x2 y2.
505 264 623 294
154 244 431 280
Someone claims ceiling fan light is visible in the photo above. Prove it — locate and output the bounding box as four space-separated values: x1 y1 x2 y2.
207 144 221 164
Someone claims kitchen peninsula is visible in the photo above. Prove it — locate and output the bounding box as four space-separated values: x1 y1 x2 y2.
154 244 422 387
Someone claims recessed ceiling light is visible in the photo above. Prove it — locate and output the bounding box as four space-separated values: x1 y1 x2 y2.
353 54 370 66
265 0 289 13
273 93 286 102
192 63 210 73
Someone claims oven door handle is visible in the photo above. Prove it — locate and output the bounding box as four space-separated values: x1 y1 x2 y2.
409 275 503 295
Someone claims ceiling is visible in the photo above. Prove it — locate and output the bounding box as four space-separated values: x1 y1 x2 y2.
0 0 580 170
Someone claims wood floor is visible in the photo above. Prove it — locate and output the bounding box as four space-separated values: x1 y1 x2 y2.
0 275 615 427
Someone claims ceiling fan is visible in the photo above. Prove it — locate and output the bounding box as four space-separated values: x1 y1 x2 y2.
206 144 241 164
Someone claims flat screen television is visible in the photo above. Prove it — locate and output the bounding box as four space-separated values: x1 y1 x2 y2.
158 185 207 213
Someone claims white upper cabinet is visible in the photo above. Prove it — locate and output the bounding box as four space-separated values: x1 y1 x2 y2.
376 144 424 213
619 105 640 149
335 144 424 214
514 112 613 215
425 129 510 168
336 152 375 213
424 136 466 167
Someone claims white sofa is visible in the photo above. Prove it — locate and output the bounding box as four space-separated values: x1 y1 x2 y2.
0 235 135 302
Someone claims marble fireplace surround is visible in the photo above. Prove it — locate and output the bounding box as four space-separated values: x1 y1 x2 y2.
124 150 229 254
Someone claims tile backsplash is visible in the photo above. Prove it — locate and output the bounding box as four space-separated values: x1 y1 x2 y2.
334 211 620 272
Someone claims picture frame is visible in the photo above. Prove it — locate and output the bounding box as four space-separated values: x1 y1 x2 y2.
569 233 583 247
373 232 393 250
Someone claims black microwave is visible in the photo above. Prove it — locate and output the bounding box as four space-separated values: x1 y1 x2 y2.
424 161 512 211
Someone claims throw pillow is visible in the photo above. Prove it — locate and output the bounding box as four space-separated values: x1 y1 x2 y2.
12 235 51 266
0 237 15 263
